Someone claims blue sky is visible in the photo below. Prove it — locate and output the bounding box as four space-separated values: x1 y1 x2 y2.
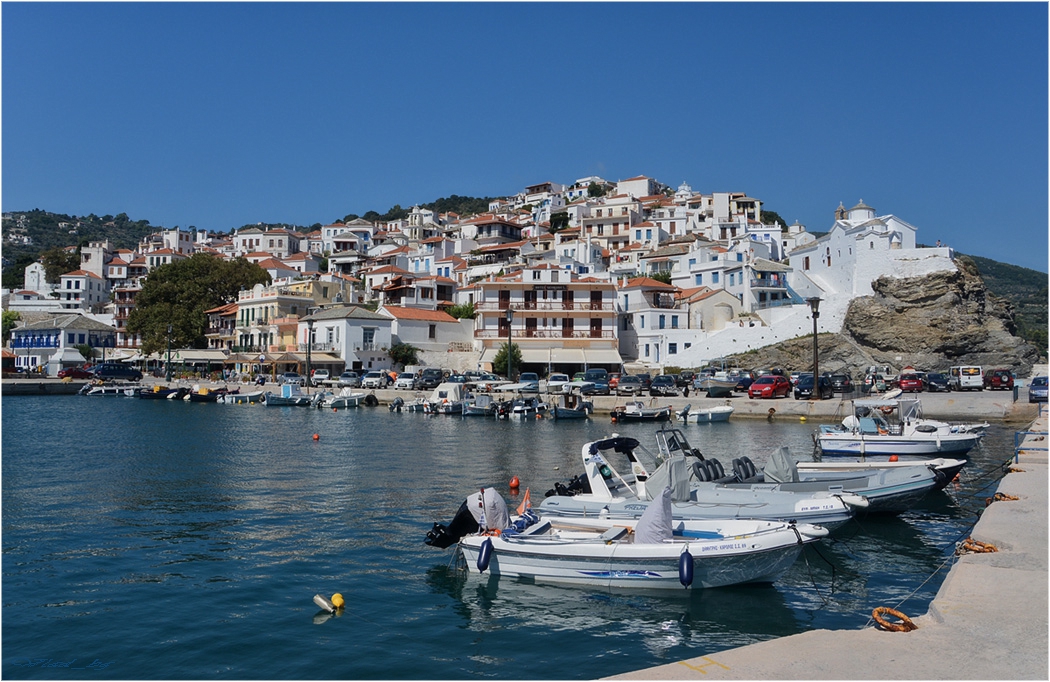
3 2 1047 272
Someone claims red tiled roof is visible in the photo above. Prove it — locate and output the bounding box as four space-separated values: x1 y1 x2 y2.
381 306 457 322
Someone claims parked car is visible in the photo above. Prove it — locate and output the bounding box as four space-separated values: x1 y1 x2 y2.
636 373 652 391
58 367 94 380
394 372 417 390
415 368 444 391
279 372 305 385
676 371 695 388
582 368 610 395
518 372 540 393
732 370 756 392
828 373 854 394
338 371 361 387
862 373 889 393
897 373 924 393
926 372 951 392
616 375 644 396
546 373 571 394
93 363 144 382
748 375 791 399
361 371 391 389
794 374 833 400
311 369 331 384
607 373 622 390
984 369 1015 391
649 375 679 397
1028 376 1048 403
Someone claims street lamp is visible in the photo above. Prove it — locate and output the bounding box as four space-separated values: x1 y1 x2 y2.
166 324 173 382
305 309 317 389
806 297 821 399
505 307 514 381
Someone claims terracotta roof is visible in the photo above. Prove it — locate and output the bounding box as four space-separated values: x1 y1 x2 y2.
622 277 677 291
61 270 104 279
380 306 457 323
366 264 412 275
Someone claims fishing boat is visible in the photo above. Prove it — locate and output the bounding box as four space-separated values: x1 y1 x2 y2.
137 385 189 400
817 397 984 456
551 392 592 420
462 394 498 417
500 395 548 419
696 375 736 398
611 401 671 422
423 382 468 415
80 382 143 396
323 387 366 409
186 386 237 403
446 487 827 591
676 403 733 423
263 384 321 406
532 435 865 529
218 390 265 404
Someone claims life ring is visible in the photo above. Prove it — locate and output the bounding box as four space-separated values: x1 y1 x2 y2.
877 427 888 435
880 406 895 415
872 606 917 632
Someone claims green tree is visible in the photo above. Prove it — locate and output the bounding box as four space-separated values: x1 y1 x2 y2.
587 182 607 198
1 253 36 288
75 343 93 361
491 341 522 378
127 254 270 354
445 302 476 319
39 246 80 282
760 210 789 229
651 271 673 284
2 310 20 341
549 211 570 232
388 342 420 368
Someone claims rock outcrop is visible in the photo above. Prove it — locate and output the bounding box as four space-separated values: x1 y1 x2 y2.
728 260 1042 376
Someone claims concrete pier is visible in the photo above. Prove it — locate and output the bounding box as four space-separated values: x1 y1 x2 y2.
607 407 1049 680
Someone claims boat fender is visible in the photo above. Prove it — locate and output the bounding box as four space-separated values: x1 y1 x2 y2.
678 550 694 587
477 538 493 573
363 394 379 407
313 594 342 613
871 606 917 632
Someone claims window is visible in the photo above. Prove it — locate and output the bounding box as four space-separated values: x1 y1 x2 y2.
695 274 703 285
640 315 645 329
429 324 436 339
737 253 743 261
668 343 677 354
533 270 541 280
78 334 85 344
659 315 665 329
712 272 720 284
68 333 75 344
644 344 650 357
645 229 652 240
75 281 81 290
729 273 735 286
672 315 679 329
635 230 642 241
621 208 628 216
688 258 696 267
684 343 691 349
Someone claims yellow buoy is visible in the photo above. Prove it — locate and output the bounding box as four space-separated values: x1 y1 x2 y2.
331 593 344 609
800 416 807 422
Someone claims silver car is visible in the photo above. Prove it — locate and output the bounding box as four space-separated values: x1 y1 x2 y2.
338 371 361 388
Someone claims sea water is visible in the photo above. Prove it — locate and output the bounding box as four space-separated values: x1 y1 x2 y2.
2 396 1016 679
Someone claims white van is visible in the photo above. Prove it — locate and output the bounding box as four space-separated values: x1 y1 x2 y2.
948 366 983 391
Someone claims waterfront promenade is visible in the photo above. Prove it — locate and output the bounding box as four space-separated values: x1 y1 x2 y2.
609 406 1049 680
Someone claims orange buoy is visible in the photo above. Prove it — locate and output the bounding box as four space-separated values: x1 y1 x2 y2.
332 408 337 412
509 476 520 489
312 433 320 441
889 455 898 462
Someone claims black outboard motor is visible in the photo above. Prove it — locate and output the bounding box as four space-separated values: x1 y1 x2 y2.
544 473 592 498
424 500 480 549
389 396 405 412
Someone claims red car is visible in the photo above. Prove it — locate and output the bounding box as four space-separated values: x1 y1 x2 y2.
897 373 924 393
983 369 1014 390
748 375 791 399
57 367 94 379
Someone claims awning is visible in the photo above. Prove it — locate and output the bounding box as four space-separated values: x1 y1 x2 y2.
520 349 553 364
479 348 499 364
56 347 88 364
549 348 585 364
171 349 229 363
583 349 623 365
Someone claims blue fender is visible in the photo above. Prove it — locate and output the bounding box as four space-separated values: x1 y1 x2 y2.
477 538 493 573
679 550 694 588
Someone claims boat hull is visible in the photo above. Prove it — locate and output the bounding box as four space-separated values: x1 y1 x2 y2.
683 406 734 423
459 520 819 590
818 433 981 456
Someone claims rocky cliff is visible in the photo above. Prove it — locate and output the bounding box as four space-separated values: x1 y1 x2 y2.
728 260 1043 376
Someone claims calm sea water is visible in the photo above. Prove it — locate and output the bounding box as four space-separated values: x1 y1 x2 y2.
2 395 1017 679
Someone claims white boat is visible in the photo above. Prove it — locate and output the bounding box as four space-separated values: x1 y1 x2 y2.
219 390 265 404
81 383 143 396
323 387 367 408
262 384 320 406
423 382 468 415
533 435 865 529
611 401 672 422
795 457 967 491
462 394 498 417
507 395 548 419
450 487 827 591
676 403 734 423
697 375 736 398
817 398 984 456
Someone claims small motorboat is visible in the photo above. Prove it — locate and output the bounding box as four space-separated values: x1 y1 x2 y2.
611 401 671 422
186 386 238 403
462 394 498 417
551 392 592 420
503 395 547 419
433 487 828 591
137 385 189 400
263 384 322 406
696 375 736 398
795 456 967 491
817 398 984 456
323 387 366 409
423 382 468 415
676 403 733 423
218 390 265 404
81 382 143 396
533 435 865 529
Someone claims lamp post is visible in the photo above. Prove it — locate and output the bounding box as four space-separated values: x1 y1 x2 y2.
505 307 514 381
305 310 317 389
806 297 821 399
165 324 173 382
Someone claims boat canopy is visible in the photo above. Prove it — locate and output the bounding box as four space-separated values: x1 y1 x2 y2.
635 486 673 544
428 382 466 402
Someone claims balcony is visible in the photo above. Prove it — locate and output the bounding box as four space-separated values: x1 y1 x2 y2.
474 329 614 339
474 301 614 312
750 277 788 289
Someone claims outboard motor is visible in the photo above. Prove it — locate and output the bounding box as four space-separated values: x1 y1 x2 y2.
425 500 479 549
389 396 405 412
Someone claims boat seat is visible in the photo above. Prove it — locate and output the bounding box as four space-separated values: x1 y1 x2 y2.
598 526 629 543
858 417 881 435
732 457 759 481
690 461 712 482
706 459 725 479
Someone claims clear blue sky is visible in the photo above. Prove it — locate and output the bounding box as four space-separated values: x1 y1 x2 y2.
3 2 1047 272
